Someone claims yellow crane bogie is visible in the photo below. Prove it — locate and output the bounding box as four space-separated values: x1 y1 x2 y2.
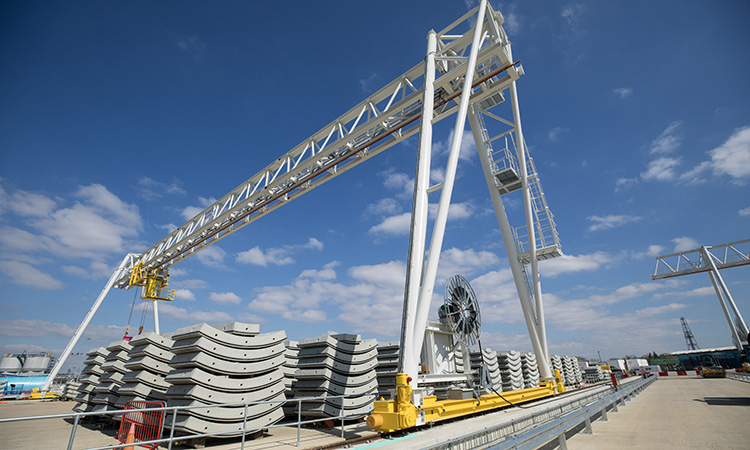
367 370 566 433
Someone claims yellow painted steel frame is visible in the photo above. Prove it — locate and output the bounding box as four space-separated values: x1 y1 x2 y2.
128 263 175 301
367 371 566 433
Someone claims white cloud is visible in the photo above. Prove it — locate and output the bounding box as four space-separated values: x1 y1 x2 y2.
539 251 615 277
649 121 683 154
678 161 711 184
158 302 233 324
196 245 227 267
613 87 633 99
237 246 293 266
177 35 206 61
615 177 638 192
0 319 124 345
236 238 323 266
653 286 714 299
209 291 242 305
0 260 64 289
359 73 378 92
174 289 195 301
740 207 750 217
135 176 186 201
369 212 412 235
433 129 476 162
180 196 217 221
174 289 196 301
61 261 112 279
561 3 586 28
2 184 143 261
380 169 413 199
672 236 699 252
548 127 569 142
634 303 688 317
428 202 475 221
641 157 681 181
300 261 339 280
364 198 401 217
709 126 750 181
0 189 57 217
248 260 407 336
173 279 209 289
437 248 500 281
587 214 642 232
497 2 522 35
349 260 405 289
0 226 50 252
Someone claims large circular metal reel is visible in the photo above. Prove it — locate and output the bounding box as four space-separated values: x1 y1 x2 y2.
439 274 481 346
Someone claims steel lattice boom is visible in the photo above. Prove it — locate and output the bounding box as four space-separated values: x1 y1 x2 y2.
652 238 750 280
112 6 522 290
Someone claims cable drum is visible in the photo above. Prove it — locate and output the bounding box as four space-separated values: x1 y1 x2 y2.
440 274 481 346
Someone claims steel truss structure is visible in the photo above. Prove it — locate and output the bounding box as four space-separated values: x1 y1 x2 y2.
652 239 750 356
44 1 562 394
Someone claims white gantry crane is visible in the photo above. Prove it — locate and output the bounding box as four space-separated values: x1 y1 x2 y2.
652 239 750 358
45 0 564 419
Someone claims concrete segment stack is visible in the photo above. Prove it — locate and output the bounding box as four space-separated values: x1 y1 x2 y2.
470 349 502 392
521 352 539 388
294 334 378 419
63 380 82 400
282 340 299 416
496 350 523 391
91 340 132 412
73 346 107 412
583 363 603 384
375 341 399 399
550 355 565 384
116 332 175 409
562 356 581 387
164 322 286 437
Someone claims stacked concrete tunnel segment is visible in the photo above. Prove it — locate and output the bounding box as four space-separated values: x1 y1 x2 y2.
67 318 593 443
91 340 132 412
73 347 107 412
164 322 287 437
293 334 378 419
521 352 540 388
117 332 175 410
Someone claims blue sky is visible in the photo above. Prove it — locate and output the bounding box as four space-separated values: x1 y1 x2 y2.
1 1 749 372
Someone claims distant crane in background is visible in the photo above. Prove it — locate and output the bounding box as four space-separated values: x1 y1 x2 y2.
680 317 699 351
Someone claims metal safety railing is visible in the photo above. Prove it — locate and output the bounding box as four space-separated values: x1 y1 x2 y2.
424 375 657 450
727 371 750 383
0 392 373 450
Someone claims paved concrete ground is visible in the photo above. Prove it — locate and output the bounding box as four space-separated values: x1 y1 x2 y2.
0 400 378 449
5 377 743 449
0 385 612 450
564 376 750 450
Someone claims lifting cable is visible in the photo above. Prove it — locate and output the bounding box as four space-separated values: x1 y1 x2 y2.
124 288 139 337
138 298 150 335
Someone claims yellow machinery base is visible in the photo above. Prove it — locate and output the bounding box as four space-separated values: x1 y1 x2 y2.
367 372 565 433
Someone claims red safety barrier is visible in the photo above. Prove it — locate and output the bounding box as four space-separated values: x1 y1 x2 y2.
118 400 165 450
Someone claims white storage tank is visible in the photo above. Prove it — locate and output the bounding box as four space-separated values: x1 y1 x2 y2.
21 354 52 373
0 354 23 374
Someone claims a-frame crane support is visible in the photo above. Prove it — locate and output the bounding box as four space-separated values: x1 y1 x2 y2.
45 2 565 416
